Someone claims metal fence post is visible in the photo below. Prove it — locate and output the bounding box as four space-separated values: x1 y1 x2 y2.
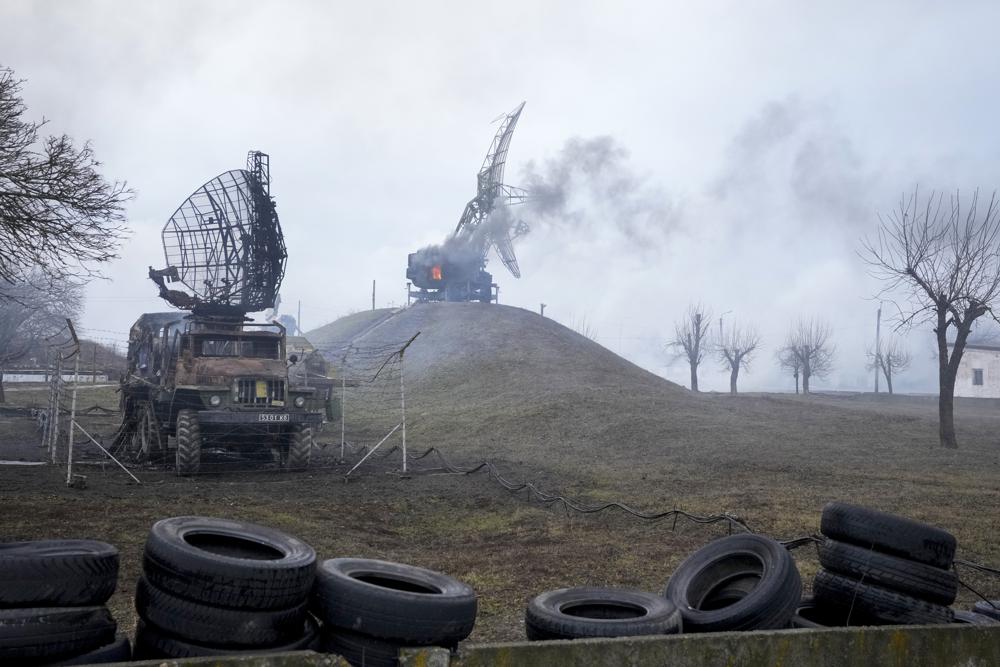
340 377 346 463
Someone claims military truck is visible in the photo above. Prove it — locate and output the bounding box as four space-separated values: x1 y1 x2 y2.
115 150 329 474
119 313 324 474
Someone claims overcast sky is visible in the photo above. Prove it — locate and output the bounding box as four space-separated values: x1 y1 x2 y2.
3 1 999 392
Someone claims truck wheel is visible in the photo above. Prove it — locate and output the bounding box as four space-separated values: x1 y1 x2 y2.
286 426 312 471
175 409 201 476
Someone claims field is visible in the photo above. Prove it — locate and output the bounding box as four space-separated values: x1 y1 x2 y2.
1 303 998 644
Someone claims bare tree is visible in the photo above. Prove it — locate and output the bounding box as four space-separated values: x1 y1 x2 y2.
861 188 1000 448
0 273 82 401
716 323 760 395
866 338 911 395
780 318 835 394
777 347 802 394
669 304 712 392
0 66 131 292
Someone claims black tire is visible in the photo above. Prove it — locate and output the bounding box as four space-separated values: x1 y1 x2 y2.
813 569 954 625
953 610 1000 625
665 534 802 632
0 607 116 662
312 558 477 644
134 616 317 659
525 587 681 641
134 576 308 647
320 629 404 667
286 425 312 471
788 595 848 629
175 409 201 476
820 502 956 569
143 516 316 610
0 539 118 607
973 600 1000 620
53 636 131 665
818 538 957 605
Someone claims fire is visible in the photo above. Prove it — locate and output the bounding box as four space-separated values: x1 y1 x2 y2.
431 265 442 281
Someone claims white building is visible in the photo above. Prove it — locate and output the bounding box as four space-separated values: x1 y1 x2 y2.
953 344 1000 398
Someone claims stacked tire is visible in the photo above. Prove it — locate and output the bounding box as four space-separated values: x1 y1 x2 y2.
664 534 803 632
0 540 128 665
526 587 682 640
312 558 477 667
133 516 318 659
811 502 957 625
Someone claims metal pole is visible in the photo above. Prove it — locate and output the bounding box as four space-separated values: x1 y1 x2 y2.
66 353 79 486
400 354 407 474
372 280 376 311
340 377 346 462
874 306 882 394
49 355 63 464
41 351 54 450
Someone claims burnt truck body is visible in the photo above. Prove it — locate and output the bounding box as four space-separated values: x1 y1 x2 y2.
120 312 324 474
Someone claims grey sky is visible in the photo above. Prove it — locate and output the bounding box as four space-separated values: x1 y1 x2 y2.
3 1 999 392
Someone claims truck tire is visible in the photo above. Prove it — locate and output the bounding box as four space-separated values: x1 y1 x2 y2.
175 409 201 476
525 587 682 641
813 569 953 625
818 538 958 605
320 629 404 667
135 576 308 647
134 616 317 659
665 534 801 632
312 558 477 644
53 636 131 665
0 539 118 607
286 426 312 471
143 516 316 610
0 607 116 662
820 502 956 569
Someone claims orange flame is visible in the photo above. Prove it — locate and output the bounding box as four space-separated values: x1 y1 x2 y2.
431 265 442 281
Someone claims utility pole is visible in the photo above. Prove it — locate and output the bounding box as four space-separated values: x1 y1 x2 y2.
297 300 302 336
719 310 732 340
92 345 97 384
874 305 882 394
372 280 376 311
540 303 546 317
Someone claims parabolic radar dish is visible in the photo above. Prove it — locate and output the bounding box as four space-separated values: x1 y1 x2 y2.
155 151 287 314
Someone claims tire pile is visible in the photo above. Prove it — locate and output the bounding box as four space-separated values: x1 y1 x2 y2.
312 558 478 667
811 502 959 625
133 516 319 659
0 540 129 665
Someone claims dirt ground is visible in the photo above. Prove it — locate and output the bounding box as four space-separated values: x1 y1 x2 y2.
1 304 999 644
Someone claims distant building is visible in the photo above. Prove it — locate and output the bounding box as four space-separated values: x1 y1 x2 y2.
952 343 1000 398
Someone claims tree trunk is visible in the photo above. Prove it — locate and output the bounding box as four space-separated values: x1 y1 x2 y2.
794 370 799 394
886 370 893 395
0 369 5 403
690 362 699 393
730 366 739 395
802 358 811 394
936 310 960 449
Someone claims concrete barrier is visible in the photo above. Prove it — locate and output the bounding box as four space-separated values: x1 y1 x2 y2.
399 624 1000 667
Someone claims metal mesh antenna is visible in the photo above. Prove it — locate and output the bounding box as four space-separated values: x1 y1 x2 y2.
153 151 287 314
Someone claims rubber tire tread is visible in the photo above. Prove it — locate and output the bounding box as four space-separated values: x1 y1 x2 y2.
53 636 131 665
813 569 953 625
818 538 957 605
973 600 1000 620
665 534 802 632
286 426 312 471
135 576 308 647
142 516 316 610
0 606 116 662
525 587 681 641
953 610 1000 625
175 409 201 476
320 629 404 667
133 616 317 659
0 540 119 607
820 502 956 568
312 558 477 644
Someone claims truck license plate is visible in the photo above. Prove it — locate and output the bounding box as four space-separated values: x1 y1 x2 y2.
258 413 289 422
